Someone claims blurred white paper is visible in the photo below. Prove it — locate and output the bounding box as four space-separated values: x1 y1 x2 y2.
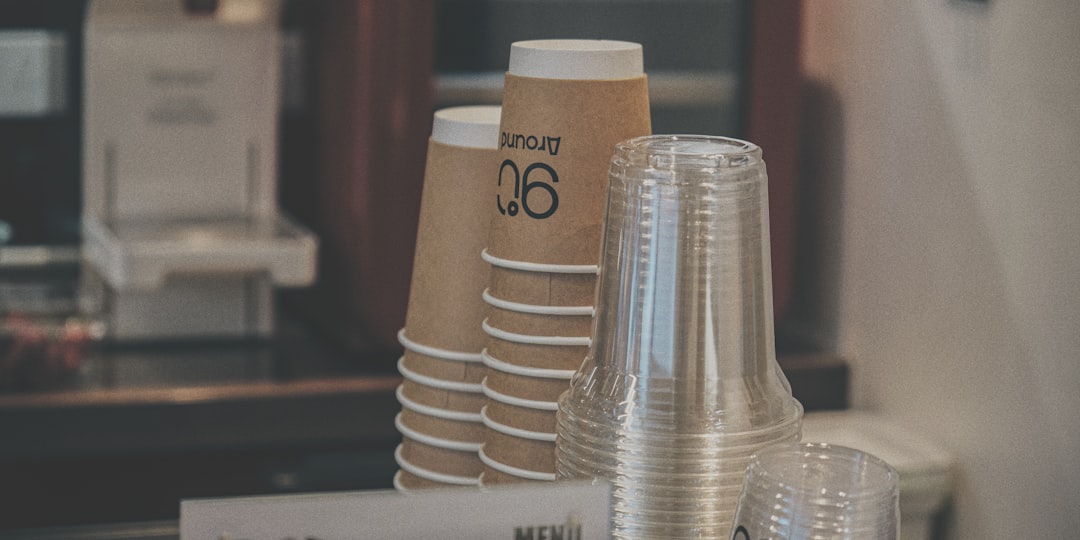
180 481 610 540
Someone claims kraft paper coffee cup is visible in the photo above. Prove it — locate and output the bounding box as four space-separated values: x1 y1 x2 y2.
485 251 598 307
482 321 590 371
483 290 593 338
482 369 572 404
400 347 486 385
399 436 485 478
395 469 464 491
480 466 527 487
481 429 557 476
395 445 481 488
398 380 487 414
482 393 558 434
479 446 556 483
403 106 501 353
484 338 588 372
487 40 650 267
398 408 486 444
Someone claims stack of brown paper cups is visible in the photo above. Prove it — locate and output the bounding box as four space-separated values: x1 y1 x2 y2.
479 39 652 486
393 106 501 491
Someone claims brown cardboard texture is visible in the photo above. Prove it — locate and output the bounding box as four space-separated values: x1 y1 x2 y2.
397 469 469 490
488 74 650 265
399 407 486 443
404 140 498 352
484 370 572 403
485 303 592 337
486 337 589 371
483 429 556 474
402 348 486 384
484 399 557 434
488 265 597 306
400 436 484 477
399 379 486 413
480 466 540 486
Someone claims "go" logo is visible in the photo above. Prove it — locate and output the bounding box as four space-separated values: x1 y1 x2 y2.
497 159 559 219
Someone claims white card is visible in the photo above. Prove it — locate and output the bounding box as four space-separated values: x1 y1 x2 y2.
180 482 610 540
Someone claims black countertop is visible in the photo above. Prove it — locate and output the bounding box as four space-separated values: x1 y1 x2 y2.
0 321 846 532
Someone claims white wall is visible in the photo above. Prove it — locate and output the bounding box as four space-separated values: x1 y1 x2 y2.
801 1 1080 538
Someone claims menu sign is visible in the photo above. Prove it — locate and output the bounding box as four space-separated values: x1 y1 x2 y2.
180 482 610 539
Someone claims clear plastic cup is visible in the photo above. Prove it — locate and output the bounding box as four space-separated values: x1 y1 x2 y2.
730 443 900 540
556 135 802 538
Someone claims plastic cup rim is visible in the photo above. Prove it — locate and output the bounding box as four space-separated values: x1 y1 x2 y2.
398 329 483 363
482 248 599 274
746 442 900 501
394 445 481 486
555 414 802 452
395 385 484 423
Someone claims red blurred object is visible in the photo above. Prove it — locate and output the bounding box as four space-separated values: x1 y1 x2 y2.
0 313 102 390
746 0 804 327
285 1 434 357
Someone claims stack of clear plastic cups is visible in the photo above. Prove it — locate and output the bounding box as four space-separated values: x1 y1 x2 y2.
556 135 803 538
392 106 502 491
729 443 901 539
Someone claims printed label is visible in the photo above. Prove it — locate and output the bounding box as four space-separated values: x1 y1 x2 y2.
497 158 559 219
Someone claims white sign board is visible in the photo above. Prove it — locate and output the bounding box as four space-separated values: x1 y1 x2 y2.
180 482 610 540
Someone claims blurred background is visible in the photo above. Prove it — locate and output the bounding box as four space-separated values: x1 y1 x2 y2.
0 0 1076 538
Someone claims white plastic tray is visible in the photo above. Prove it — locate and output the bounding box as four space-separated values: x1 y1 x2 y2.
82 214 316 291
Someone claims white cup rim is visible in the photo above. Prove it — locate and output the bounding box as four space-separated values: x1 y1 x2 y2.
398 357 484 393
395 445 481 486
508 39 644 80
481 348 576 380
482 289 594 316
481 377 560 411
481 248 599 274
398 329 484 363
431 105 501 149
478 445 556 482
395 413 483 452
481 405 557 442
395 385 484 423
482 319 591 346
392 470 409 492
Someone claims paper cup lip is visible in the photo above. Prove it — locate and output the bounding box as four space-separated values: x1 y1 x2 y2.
431 105 502 149
396 413 483 452
481 405 557 442
481 377 560 411
396 385 484 422
398 329 484 363
482 319 591 347
483 289 594 316
482 248 599 274
392 470 409 492
509 39 643 80
479 446 557 482
398 357 484 393
395 445 481 486
481 348 576 380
